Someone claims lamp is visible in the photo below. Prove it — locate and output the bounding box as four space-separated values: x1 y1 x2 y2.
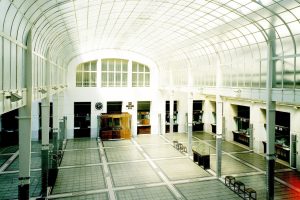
38 88 47 94
6 92 22 102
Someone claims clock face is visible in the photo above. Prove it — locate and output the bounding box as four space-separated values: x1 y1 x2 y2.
95 102 103 110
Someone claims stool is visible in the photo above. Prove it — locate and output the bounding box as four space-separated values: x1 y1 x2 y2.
173 140 178 147
234 181 245 194
225 176 235 188
182 146 187 153
244 188 257 200
177 143 183 151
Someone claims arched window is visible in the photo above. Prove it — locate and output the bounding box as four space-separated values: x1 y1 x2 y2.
132 62 150 87
76 61 97 87
101 59 128 87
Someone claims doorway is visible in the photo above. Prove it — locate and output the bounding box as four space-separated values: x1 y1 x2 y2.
137 101 151 134
74 102 91 138
0 109 19 147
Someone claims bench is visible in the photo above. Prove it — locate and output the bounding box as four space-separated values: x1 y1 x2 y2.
244 188 257 200
192 150 210 169
224 176 256 200
225 176 235 188
234 181 245 195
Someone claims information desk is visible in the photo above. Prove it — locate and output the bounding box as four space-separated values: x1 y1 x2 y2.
137 125 151 134
100 113 131 140
232 131 249 146
193 122 204 131
262 141 290 162
211 123 216 134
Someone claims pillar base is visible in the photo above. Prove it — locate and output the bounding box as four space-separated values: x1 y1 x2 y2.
216 137 222 178
18 183 30 200
266 158 275 200
41 149 49 197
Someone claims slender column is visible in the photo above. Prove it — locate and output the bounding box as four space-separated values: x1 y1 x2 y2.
97 115 101 139
41 99 50 197
216 62 223 178
40 49 51 198
52 94 59 168
158 113 162 135
169 92 174 134
18 29 33 200
266 26 276 200
187 92 193 156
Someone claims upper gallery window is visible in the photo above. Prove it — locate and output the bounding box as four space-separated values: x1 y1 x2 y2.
132 62 150 87
76 61 97 87
101 59 128 87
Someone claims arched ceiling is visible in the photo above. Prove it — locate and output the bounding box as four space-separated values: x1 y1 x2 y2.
1 0 300 69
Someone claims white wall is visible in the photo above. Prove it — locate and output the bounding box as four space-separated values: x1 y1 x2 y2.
64 50 162 138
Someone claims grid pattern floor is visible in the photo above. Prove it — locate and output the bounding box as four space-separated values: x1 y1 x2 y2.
142 144 184 159
175 180 241 200
155 158 211 181
52 165 106 194
61 149 101 166
210 154 259 176
116 186 176 200
1 133 299 199
105 146 144 162
6 152 41 171
109 161 162 187
0 170 41 199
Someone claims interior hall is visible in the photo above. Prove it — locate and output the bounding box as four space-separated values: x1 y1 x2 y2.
1 0 300 199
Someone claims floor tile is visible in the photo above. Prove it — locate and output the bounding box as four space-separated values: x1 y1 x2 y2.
109 161 162 187
155 158 211 181
52 193 109 200
135 135 167 145
52 165 106 194
105 146 144 162
65 139 98 150
6 152 41 171
210 154 258 175
0 171 41 199
233 152 289 171
175 180 240 200
61 149 101 166
142 144 184 159
102 140 133 147
116 186 176 200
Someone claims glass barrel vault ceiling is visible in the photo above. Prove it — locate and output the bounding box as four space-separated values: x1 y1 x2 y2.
1 0 300 89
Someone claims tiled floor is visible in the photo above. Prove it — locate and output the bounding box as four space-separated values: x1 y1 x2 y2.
1 132 300 199
0 142 42 199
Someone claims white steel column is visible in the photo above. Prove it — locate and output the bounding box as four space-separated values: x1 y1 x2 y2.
169 92 174 134
216 63 223 178
18 29 33 199
187 92 193 156
52 94 59 168
266 26 276 200
41 49 51 197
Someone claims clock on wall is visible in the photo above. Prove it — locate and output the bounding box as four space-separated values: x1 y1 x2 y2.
95 102 103 110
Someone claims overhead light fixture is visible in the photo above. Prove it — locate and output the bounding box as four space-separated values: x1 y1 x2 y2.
38 88 47 94
233 89 241 93
6 92 22 102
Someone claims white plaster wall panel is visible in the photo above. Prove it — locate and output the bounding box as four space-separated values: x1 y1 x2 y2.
31 101 39 141
0 38 2 90
3 39 11 90
16 46 23 89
